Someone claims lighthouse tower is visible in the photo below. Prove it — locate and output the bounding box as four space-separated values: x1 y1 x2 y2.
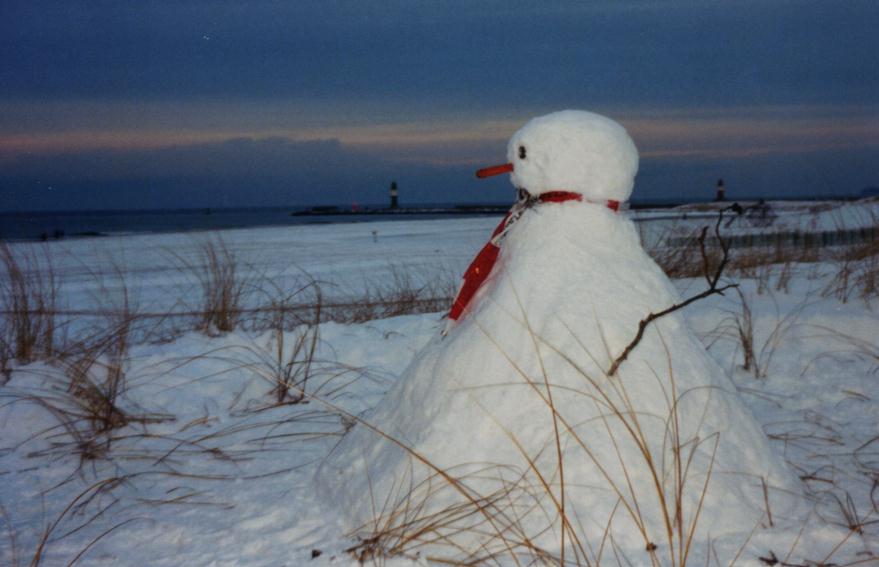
715 178 726 201
389 181 399 209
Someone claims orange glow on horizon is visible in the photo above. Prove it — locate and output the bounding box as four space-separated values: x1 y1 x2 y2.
1 107 876 165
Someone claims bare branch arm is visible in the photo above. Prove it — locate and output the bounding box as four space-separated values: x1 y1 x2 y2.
608 206 737 377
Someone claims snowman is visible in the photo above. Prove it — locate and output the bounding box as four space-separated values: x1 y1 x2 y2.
319 110 802 563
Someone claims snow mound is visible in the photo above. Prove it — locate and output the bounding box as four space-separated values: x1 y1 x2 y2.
316 111 804 562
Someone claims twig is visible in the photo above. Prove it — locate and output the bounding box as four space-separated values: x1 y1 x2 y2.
608 206 738 376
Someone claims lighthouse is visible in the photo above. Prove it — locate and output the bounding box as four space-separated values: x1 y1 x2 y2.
715 178 726 201
389 181 399 209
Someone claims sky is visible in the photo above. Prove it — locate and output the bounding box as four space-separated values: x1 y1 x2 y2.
1 0 877 212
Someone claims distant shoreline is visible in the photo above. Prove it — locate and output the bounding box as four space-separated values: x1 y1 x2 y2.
290 201 687 217
0 193 867 217
1 196 872 243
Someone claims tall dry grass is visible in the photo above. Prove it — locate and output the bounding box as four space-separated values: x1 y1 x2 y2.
342 264 457 323
703 289 810 379
823 237 879 303
2 476 141 567
249 279 325 405
0 242 60 366
0 283 342 564
648 236 817 289
167 236 249 334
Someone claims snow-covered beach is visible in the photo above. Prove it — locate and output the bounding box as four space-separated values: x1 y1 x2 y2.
2 200 878 566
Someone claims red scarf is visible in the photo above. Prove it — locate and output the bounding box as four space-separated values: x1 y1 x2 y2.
447 192 620 322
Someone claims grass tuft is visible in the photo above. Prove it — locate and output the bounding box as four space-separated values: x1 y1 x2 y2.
0 242 59 365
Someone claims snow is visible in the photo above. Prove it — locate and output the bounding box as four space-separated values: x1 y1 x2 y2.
1 220 876 565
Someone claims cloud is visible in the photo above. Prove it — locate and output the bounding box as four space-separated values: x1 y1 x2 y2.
2 103 877 211
3 102 876 165
620 105 879 160
0 134 510 211
3 137 345 179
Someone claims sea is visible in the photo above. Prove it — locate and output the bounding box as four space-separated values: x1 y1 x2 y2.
2 194 848 242
0 204 513 242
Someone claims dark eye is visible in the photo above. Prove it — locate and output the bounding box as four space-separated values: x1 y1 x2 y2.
518 145 527 159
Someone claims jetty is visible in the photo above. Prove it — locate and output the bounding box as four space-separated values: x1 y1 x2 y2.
291 204 510 217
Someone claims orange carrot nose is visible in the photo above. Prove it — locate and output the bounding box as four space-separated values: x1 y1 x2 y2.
475 163 514 178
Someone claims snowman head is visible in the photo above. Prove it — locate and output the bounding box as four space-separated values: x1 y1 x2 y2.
479 110 639 204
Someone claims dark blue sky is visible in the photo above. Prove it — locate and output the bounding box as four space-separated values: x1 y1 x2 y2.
1 1 877 211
